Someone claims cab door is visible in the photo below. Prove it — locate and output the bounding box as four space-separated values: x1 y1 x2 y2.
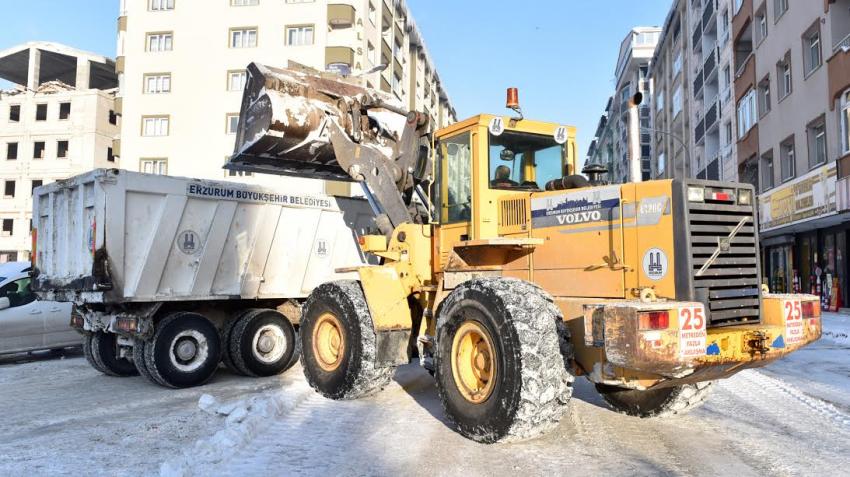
0 276 45 353
433 130 473 272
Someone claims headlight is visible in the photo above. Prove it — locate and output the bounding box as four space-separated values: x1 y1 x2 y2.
687 186 704 202
738 188 753 206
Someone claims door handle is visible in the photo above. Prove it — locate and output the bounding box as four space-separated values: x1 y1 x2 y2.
49 307 61 312
30 310 43 315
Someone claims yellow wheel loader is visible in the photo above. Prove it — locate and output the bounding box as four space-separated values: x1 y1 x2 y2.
230 63 822 443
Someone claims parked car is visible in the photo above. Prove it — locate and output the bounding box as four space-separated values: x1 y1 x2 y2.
0 262 78 355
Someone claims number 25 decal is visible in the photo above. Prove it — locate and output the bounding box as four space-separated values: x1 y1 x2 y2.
680 307 705 330
784 300 802 321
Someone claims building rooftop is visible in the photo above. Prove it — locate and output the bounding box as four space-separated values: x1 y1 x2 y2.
0 41 117 91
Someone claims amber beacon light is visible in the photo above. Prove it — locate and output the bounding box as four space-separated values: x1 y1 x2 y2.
506 87 519 109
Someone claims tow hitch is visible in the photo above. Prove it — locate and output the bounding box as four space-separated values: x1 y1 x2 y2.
745 331 771 357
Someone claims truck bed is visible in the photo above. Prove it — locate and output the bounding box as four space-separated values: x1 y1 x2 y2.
33 169 372 304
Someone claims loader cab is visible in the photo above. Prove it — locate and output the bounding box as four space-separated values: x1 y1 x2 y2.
431 115 578 270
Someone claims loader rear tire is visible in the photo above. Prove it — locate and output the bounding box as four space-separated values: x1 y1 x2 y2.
300 280 393 400
595 381 715 418
133 339 160 385
229 309 299 377
435 277 574 443
83 333 106 374
144 312 222 389
90 332 138 377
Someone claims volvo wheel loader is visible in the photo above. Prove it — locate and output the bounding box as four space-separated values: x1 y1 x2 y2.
230 63 822 443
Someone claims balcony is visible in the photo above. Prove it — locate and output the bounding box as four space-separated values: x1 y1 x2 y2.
704 99 719 130
694 69 704 94
828 40 850 111
327 4 356 28
703 48 716 78
734 53 756 103
702 0 716 31
325 47 354 68
695 117 706 144
692 22 703 52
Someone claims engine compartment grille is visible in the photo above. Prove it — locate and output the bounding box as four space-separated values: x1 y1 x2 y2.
688 198 761 327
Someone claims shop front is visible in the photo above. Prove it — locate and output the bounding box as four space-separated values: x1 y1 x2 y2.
759 162 849 310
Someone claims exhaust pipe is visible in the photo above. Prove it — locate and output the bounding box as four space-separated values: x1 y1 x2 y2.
627 92 643 184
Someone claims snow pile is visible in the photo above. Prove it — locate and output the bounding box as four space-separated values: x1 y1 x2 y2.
160 382 313 477
822 313 850 344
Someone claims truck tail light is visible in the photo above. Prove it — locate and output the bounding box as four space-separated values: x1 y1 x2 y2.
114 317 138 333
801 301 820 319
639 311 670 330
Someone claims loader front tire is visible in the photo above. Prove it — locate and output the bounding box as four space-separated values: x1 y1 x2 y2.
596 381 715 418
90 331 138 377
143 312 222 389
300 280 393 400
435 277 574 443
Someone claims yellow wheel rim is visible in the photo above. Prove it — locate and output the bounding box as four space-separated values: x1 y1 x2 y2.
451 321 497 404
313 313 345 372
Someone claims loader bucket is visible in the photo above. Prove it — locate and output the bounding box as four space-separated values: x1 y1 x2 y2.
228 62 407 181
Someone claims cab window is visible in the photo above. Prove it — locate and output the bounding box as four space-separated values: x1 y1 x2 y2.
0 277 36 307
436 132 472 224
489 130 566 191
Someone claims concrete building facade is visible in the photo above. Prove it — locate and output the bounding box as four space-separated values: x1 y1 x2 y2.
586 27 661 184
0 42 119 261
115 0 456 194
733 0 850 310
649 0 738 182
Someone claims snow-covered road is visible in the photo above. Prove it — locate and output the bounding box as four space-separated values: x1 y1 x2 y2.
2 314 849 476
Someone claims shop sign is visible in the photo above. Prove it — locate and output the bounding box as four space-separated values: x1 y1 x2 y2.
759 163 837 233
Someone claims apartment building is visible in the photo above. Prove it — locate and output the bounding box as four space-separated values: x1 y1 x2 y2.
586 27 661 183
734 0 850 308
116 0 456 194
649 0 738 182
0 42 119 262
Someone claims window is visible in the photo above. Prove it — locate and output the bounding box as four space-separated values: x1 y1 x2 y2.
59 102 71 120
758 76 771 117
656 91 664 112
228 70 247 91
393 71 402 96
780 136 795 181
35 104 47 121
149 0 174 10
286 26 314 46
673 51 682 77
144 73 171 94
737 88 758 138
437 132 472 224
774 0 788 22
230 28 258 48
777 52 792 100
1 219 12 237
285 0 314 2
761 150 774 190
107 147 115 162
31 180 42 194
756 5 768 44
8 105 20 123
842 90 850 155
57 140 68 158
6 143 17 160
231 0 258 5
33 141 45 159
725 121 734 145
226 114 239 134
109 110 118 125
807 116 827 168
142 116 169 137
735 0 744 13
146 32 173 52
141 158 168 175
672 86 682 116
0 276 38 306
367 42 377 66
803 26 821 77
368 2 377 25
4 181 15 198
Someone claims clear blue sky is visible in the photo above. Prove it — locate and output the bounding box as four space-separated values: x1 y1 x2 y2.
0 0 672 169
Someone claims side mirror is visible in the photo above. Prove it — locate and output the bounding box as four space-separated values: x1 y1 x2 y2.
0 297 10 310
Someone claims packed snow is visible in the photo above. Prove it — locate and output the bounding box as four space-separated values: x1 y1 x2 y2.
2 314 849 476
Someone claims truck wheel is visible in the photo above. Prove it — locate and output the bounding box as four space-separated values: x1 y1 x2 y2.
434 277 573 443
595 381 715 418
229 309 299 377
90 332 138 377
143 312 222 389
83 333 106 374
221 309 251 374
133 339 160 385
300 280 393 400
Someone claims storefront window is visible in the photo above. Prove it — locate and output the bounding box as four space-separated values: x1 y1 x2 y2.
838 232 847 309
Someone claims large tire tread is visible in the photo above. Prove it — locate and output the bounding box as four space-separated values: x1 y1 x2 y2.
597 381 715 418
83 333 106 374
90 332 138 377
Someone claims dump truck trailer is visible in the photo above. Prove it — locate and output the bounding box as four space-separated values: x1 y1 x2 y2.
32 168 373 388
227 63 822 443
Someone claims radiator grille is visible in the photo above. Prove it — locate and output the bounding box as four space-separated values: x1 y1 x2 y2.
499 197 528 233
688 199 761 327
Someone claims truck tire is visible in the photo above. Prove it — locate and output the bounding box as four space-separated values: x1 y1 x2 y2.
595 381 715 418
229 309 299 377
434 277 574 443
221 309 251 374
90 331 138 377
83 333 106 374
143 312 222 389
300 280 393 400
133 339 161 385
